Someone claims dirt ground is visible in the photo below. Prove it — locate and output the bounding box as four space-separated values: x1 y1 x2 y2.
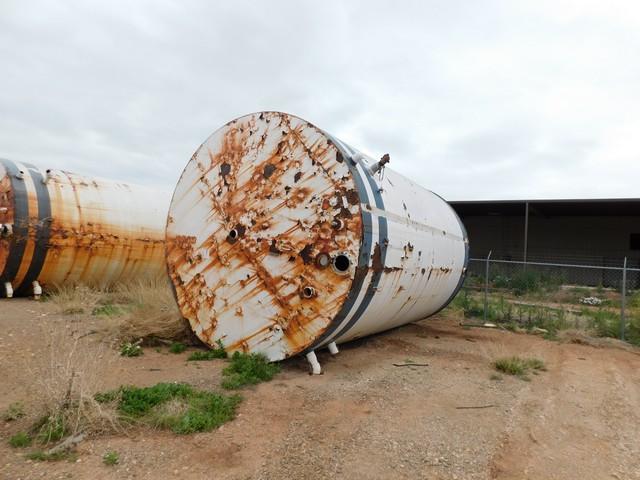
1 299 640 480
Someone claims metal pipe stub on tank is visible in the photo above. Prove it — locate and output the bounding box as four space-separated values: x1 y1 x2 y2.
0 158 169 298
166 112 469 371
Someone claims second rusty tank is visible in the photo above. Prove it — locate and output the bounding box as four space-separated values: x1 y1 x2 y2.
0 159 170 298
165 112 468 371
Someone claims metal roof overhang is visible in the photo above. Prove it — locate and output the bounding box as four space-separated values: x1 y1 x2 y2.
449 198 640 217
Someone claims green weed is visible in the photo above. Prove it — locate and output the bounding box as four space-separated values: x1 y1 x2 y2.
628 291 640 309
451 290 487 318
9 432 32 448
454 290 568 337
103 451 119 466
95 383 241 434
221 352 280 389
169 342 187 354
117 383 192 417
493 356 546 380
188 350 223 361
584 308 640 346
26 450 75 462
487 269 563 296
3 402 26 421
187 340 227 361
32 413 67 444
148 392 241 434
462 273 483 289
491 274 511 289
524 358 547 371
502 322 518 332
120 341 143 357
511 271 541 296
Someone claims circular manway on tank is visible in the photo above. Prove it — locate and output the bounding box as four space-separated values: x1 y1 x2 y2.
166 112 365 361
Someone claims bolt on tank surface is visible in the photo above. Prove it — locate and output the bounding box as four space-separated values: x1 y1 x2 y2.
166 112 468 373
0 159 170 298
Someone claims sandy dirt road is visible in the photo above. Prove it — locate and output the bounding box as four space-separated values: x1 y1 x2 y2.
1 299 639 480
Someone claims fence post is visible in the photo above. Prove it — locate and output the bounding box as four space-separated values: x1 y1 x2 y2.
484 251 492 323
621 257 627 341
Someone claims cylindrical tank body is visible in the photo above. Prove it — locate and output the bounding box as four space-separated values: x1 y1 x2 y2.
0 158 170 297
166 112 468 361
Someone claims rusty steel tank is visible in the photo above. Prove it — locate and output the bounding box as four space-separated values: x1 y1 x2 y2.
0 158 169 298
166 112 468 372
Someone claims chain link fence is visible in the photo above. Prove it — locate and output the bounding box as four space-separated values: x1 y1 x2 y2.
457 254 640 344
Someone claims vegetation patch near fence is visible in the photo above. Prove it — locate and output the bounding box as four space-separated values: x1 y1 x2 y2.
453 270 640 346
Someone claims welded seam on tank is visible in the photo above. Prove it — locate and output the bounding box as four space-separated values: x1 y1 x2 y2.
364 204 464 241
15 163 52 294
59 170 87 283
328 155 389 343
0 159 29 289
301 135 374 354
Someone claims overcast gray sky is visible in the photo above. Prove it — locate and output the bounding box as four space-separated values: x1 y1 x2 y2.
1 0 639 200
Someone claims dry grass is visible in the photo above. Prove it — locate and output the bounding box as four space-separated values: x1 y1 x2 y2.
3 402 26 421
46 278 194 345
113 279 193 344
28 322 122 442
493 356 546 380
46 285 103 315
17 277 204 450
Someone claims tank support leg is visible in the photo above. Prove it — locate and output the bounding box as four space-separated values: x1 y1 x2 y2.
4 282 13 298
328 342 339 355
305 351 322 375
32 281 42 300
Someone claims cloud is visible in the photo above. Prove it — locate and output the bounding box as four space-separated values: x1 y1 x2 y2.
1 0 639 201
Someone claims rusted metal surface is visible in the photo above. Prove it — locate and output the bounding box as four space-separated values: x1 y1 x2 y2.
0 158 169 297
0 162 17 281
166 112 469 361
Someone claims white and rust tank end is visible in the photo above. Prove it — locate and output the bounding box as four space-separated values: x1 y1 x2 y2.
166 112 469 371
0 159 170 298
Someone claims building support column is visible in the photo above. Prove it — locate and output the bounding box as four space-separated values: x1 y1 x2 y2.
523 201 529 266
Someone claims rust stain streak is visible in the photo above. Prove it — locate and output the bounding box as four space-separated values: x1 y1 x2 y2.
167 112 363 358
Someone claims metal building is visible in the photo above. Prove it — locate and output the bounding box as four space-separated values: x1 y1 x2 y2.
450 198 640 286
